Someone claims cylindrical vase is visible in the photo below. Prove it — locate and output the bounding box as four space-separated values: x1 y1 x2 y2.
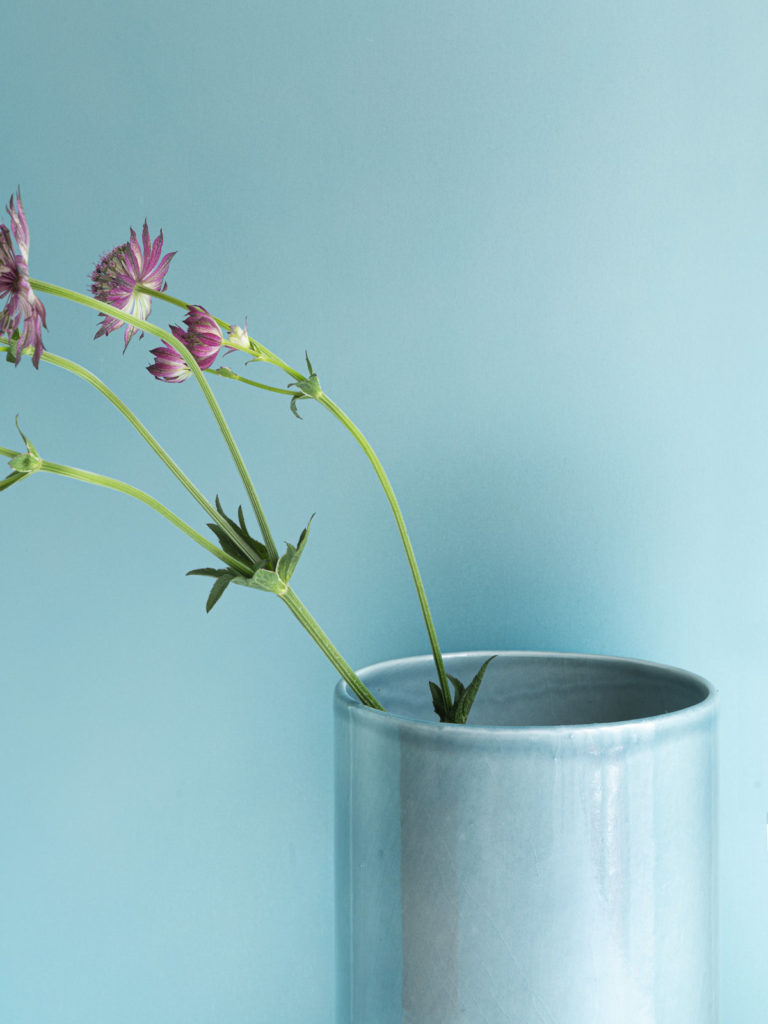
334 651 718 1024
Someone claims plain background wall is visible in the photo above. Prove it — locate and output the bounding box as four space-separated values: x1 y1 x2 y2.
2 1 766 1020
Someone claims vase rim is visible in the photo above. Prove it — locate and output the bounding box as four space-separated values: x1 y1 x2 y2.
335 649 717 736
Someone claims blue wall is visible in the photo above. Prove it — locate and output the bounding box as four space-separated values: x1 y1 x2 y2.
2 1 766 1020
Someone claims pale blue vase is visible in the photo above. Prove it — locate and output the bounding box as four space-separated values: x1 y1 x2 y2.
335 651 718 1024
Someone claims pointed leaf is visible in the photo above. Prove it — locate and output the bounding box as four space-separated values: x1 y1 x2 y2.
429 681 448 722
206 521 248 561
205 570 236 612
296 513 315 557
276 514 315 583
236 505 269 560
447 673 466 702
455 656 496 724
186 567 227 579
276 543 299 584
0 470 25 492
14 416 39 458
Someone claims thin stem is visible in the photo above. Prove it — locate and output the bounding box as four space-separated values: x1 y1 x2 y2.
139 286 304 381
30 279 279 566
0 343 262 565
318 393 451 709
280 585 384 710
0 451 252 574
204 367 294 396
137 287 449 702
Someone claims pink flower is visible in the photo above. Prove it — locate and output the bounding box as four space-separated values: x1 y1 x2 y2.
146 340 192 383
90 222 175 349
0 189 47 368
147 305 224 383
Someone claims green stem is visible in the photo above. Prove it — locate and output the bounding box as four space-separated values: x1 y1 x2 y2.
139 286 303 381
137 288 449 703
318 393 451 709
0 343 262 565
0 451 251 574
30 279 279 566
204 367 294 396
280 585 384 710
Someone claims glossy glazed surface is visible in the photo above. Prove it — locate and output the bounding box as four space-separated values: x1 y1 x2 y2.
335 652 718 1024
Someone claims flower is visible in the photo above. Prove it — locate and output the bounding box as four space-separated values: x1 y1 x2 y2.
227 320 249 349
0 189 47 368
146 340 192 383
147 305 224 383
90 221 175 349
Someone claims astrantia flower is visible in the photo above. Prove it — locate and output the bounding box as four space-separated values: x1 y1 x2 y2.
147 305 224 383
0 189 47 368
227 320 249 350
146 340 192 383
90 222 175 349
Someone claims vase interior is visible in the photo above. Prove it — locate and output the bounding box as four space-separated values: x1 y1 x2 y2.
351 651 712 728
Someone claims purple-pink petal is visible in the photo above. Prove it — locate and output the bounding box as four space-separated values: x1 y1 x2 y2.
0 191 47 368
147 341 191 383
7 189 30 262
150 306 223 384
90 221 176 347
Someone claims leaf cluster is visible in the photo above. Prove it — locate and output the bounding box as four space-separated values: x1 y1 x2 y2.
188 497 314 612
187 497 269 610
288 353 322 418
429 656 496 724
0 417 42 491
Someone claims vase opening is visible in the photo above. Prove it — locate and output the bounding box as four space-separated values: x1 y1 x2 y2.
343 651 714 729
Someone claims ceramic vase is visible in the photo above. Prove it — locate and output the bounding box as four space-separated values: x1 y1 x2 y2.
334 651 718 1024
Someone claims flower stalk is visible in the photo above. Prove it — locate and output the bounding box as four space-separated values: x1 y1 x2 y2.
1 193 488 720
0 342 263 565
279 585 385 710
138 284 451 706
0 446 249 572
30 278 280 567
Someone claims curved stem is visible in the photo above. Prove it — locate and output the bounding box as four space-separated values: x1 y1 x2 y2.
0 343 262 565
318 393 451 708
205 367 294 396
139 286 304 381
0 451 252 574
30 279 279 566
135 288 448 702
280 585 384 710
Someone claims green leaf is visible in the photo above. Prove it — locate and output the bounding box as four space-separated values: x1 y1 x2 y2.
205 570 236 612
276 544 298 584
186 567 226 579
447 673 466 702
14 416 39 459
207 521 248 561
429 680 448 722
454 656 496 724
236 506 269 560
245 568 286 594
8 452 41 472
294 375 321 399
0 470 25 492
276 514 315 583
206 497 269 568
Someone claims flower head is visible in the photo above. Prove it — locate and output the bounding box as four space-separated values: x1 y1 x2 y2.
147 305 224 383
90 221 175 349
0 189 47 368
227 320 249 350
